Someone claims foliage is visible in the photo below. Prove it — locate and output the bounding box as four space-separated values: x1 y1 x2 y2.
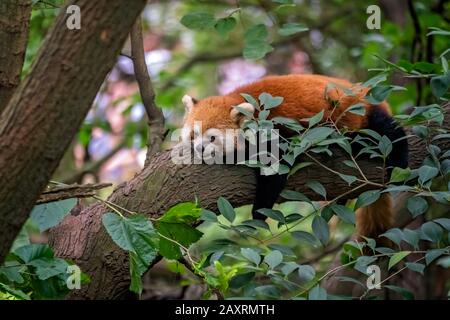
0 197 87 300
0 240 89 300
13 0 450 300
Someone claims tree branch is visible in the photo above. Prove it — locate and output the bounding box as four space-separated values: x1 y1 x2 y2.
0 0 147 264
49 103 449 299
37 183 112 204
0 0 32 113
130 16 165 162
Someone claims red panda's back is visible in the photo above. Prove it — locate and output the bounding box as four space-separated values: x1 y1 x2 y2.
227 74 389 129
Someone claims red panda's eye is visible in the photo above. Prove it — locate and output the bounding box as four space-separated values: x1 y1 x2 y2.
210 135 216 142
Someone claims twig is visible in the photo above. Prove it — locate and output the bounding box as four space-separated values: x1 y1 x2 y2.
300 236 351 265
130 16 165 162
61 141 125 184
37 183 112 204
407 0 424 105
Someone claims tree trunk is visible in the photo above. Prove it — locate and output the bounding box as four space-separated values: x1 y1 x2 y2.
0 0 147 263
0 0 32 113
49 104 449 299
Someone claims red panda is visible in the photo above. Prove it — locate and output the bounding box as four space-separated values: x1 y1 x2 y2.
181 74 408 239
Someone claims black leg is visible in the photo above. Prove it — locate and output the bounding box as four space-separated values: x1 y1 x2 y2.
252 171 288 220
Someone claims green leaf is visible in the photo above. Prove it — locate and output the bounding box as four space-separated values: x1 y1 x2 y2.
378 135 392 157
241 219 270 231
289 162 313 177
312 215 329 246
160 202 201 223
337 173 357 186
180 12 216 30
388 251 410 270
257 208 285 222
243 24 273 59
425 248 447 265
330 204 355 224
14 244 53 263
402 228 420 249
0 262 24 284
430 72 450 98
259 92 283 109
241 248 261 266
259 109 270 120
297 264 315 282
405 262 425 275
336 276 365 288
302 127 334 145
214 17 236 37
240 93 259 107
102 212 159 291
413 61 436 73
281 262 298 276
437 256 450 268
264 250 283 269
380 228 403 246
346 103 366 116
434 218 450 230
28 257 69 280
200 209 218 222
384 285 414 300
280 190 310 202
278 22 308 36
291 231 317 245
0 283 30 300
255 285 280 298
217 197 236 223
362 73 387 87
418 165 439 185
308 285 327 300
306 180 326 198
354 256 377 274
389 167 411 183
355 190 381 209
406 196 428 218
129 251 144 294
229 272 255 289
308 110 324 127
157 222 202 260
367 85 393 104
421 222 443 242
30 198 77 232
11 225 30 252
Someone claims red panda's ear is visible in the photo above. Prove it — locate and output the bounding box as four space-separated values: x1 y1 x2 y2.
230 102 255 125
182 95 198 112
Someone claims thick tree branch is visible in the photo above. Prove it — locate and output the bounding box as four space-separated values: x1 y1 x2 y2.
130 16 165 162
49 104 449 299
37 183 112 204
0 0 147 264
0 0 32 113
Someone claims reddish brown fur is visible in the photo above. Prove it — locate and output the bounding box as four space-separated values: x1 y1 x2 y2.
184 74 394 239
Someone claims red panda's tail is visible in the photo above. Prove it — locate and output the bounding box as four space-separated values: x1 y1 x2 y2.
356 193 393 239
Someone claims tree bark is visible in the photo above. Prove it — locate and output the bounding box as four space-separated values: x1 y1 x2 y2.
0 0 147 263
0 0 32 113
49 104 449 299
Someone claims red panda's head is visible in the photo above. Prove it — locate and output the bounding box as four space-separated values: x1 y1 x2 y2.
181 94 255 157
